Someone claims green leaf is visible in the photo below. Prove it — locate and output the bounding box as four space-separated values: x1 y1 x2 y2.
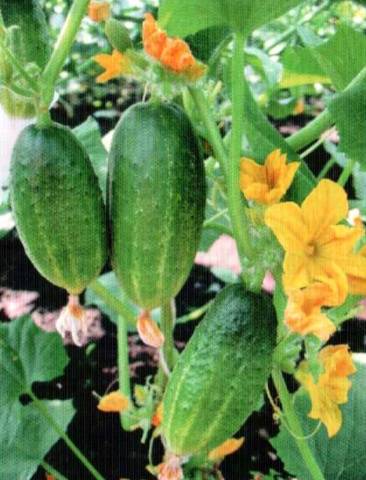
0 316 75 479
186 26 231 63
280 45 330 88
0 316 69 406
73 117 108 201
271 355 366 480
280 25 366 91
158 0 304 37
84 272 160 328
85 271 138 326
327 83 366 170
0 400 74 480
312 24 366 91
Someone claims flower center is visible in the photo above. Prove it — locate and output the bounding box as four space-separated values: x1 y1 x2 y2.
305 242 316 256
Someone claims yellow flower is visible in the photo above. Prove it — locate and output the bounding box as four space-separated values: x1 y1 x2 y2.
93 49 132 83
88 1 110 22
297 345 356 437
142 13 204 78
97 391 129 413
285 281 338 341
208 437 244 462
240 149 300 205
265 179 366 295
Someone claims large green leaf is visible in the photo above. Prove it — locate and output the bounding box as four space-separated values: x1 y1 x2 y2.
0 400 74 479
158 0 304 37
0 316 75 478
328 83 366 170
280 45 330 88
312 24 366 91
73 116 108 201
271 355 366 480
279 25 366 90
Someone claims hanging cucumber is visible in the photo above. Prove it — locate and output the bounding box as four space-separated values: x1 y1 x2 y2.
108 101 206 309
10 123 108 345
0 0 51 69
0 0 51 117
162 284 276 456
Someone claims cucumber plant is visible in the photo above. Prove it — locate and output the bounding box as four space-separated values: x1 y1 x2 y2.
1 1 366 480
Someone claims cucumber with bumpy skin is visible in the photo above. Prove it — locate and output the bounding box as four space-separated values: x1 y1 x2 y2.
10 122 108 295
0 0 51 69
0 0 51 117
162 284 276 456
108 101 205 309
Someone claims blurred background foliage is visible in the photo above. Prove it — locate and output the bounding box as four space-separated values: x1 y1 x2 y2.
41 0 366 132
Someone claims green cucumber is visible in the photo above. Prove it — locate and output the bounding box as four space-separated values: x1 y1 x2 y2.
0 0 51 117
108 101 205 309
162 284 276 456
10 122 108 294
0 0 51 69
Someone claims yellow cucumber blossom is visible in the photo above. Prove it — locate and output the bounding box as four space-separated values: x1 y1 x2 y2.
240 149 300 205
296 345 356 437
265 179 366 296
93 49 132 83
88 1 110 22
208 437 244 462
97 391 129 413
284 281 338 341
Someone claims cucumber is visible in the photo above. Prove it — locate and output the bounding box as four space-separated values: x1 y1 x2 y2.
0 0 51 69
162 284 276 456
0 0 51 117
10 122 108 294
108 101 205 309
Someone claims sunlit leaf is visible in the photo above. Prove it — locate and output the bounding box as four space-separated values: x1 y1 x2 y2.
158 0 304 37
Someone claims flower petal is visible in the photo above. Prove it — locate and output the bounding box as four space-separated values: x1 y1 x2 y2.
265 202 308 253
301 180 348 238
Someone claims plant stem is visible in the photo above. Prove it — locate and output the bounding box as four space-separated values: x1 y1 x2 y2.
188 86 228 175
272 368 325 480
287 110 332 152
88 279 136 327
42 461 69 480
160 300 176 371
317 157 336 181
228 31 254 262
117 315 135 431
288 65 366 152
29 392 105 480
40 0 90 108
338 158 356 187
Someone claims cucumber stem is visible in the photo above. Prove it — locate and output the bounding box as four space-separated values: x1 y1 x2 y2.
40 0 90 109
117 315 136 431
287 64 366 152
88 279 136 327
41 461 69 480
160 300 176 371
188 86 228 176
271 368 326 480
337 157 356 187
29 391 106 480
228 31 254 262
